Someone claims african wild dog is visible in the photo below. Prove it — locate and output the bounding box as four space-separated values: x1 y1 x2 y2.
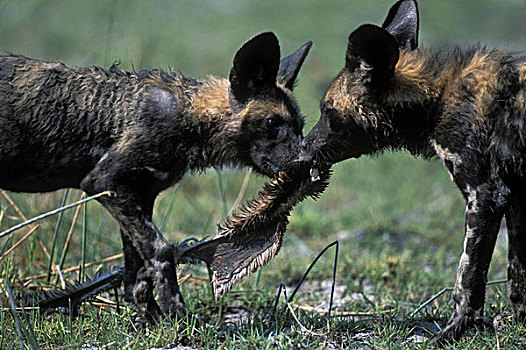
0 32 311 322
301 0 526 342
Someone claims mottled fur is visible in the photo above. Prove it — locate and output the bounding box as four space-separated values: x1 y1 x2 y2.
0 32 312 321
302 0 526 342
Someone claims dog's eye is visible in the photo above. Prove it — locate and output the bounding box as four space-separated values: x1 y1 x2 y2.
267 115 283 128
266 115 284 140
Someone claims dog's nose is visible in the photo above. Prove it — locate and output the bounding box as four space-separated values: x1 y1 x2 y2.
297 149 312 166
282 150 313 180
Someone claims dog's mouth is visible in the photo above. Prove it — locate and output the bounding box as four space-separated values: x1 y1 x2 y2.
261 155 322 182
309 165 321 182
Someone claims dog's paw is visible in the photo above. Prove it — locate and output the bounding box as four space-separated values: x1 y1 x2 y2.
429 311 492 345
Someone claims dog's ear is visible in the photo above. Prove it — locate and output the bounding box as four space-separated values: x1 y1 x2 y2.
229 32 280 104
382 0 419 50
277 41 312 90
346 24 399 85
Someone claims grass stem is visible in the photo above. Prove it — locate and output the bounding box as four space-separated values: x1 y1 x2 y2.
47 189 69 283
0 191 114 239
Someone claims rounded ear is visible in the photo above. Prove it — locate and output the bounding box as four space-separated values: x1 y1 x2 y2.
277 41 312 90
382 0 419 50
346 24 399 85
229 32 280 104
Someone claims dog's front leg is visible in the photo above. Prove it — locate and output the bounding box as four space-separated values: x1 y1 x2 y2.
431 182 507 343
120 230 146 303
118 209 186 321
505 183 526 322
81 161 186 322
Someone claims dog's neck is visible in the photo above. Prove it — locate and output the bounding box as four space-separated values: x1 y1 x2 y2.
183 77 242 171
378 49 469 156
384 47 507 157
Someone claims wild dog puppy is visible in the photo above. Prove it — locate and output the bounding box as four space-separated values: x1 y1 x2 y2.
0 32 311 322
302 0 526 342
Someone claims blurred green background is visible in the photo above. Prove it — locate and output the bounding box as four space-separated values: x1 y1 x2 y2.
2 0 526 284
1 0 525 130
1 0 525 280
1 0 526 347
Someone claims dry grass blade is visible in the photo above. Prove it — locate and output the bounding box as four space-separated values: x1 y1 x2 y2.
268 240 339 333
0 190 113 239
121 340 138 350
279 283 326 337
24 253 124 282
95 295 118 306
231 168 252 211
159 183 181 231
0 191 112 289
54 193 85 288
296 304 394 317
216 169 228 219
1 190 61 285
0 225 40 262
178 273 192 285
0 306 40 313
1 190 51 263
409 279 508 317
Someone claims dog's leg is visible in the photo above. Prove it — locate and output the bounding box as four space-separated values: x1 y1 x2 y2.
506 185 526 322
119 194 159 307
80 152 186 321
121 230 146 302
133 264 163 323
432 182 507 343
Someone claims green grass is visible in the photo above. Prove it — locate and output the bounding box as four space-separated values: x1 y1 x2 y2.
1 155 521 349
1 0 526 349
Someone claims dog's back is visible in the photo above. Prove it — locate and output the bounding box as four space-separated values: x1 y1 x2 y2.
391 47 526 177
0 55 192 191
489 53 526 176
